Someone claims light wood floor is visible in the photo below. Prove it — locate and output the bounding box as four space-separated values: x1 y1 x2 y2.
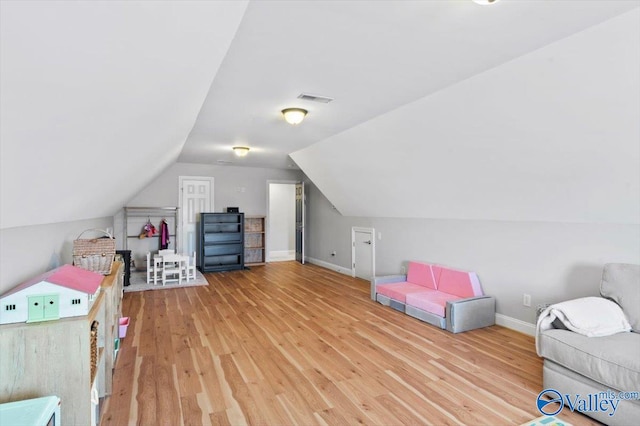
101 261 598 426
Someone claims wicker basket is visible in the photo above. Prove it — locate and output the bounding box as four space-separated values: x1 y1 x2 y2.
73 229 116 275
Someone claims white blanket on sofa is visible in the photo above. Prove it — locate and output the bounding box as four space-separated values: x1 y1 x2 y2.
536 296 631 351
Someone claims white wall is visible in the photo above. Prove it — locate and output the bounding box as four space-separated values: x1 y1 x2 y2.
292 9 640 226
0 217 114 295
268 183 296 261
304 179 640 326
123 162 301 262
126 162 302 215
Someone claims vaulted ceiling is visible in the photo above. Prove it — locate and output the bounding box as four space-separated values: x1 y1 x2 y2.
1 1 638 229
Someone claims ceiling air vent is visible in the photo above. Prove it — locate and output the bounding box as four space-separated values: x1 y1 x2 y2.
297 93 334 104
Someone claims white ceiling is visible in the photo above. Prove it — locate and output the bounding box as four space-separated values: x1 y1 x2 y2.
1 0 638 229
181 0 639 169
0 1 248 229
292 7 640 224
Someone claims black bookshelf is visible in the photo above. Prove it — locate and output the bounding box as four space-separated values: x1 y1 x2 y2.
198 212 245 273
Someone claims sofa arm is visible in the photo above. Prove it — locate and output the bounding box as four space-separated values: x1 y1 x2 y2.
370 274 407 301
446 296 495 333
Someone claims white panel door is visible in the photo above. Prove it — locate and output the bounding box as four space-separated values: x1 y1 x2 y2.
352 227 375 280
180 177 213 255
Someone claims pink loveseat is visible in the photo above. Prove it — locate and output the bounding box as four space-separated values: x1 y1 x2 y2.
371 261 495 333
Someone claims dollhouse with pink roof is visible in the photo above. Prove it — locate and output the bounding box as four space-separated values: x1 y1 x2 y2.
0 264 103 325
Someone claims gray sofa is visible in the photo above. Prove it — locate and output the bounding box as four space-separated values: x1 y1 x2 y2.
536 263 640 425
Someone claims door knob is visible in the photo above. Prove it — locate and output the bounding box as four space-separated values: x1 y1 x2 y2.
364 240 372 245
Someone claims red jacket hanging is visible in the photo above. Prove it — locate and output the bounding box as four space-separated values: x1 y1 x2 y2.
160 219 170 250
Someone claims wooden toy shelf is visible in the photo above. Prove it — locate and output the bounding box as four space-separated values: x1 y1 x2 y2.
0 262 124 426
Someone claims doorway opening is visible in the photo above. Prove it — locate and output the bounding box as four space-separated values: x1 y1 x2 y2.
267 182 297 262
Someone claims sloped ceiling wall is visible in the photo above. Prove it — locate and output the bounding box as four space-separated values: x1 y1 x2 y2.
0 1 248 229
291 9 640 225
2 1 638 232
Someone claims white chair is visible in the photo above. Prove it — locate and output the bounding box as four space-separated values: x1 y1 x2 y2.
161 253 182 286
182 251 197 282
146 252 161 285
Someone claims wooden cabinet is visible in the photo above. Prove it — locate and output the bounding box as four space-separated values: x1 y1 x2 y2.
244 216 266 266
0 262 124 426
198 213 245 272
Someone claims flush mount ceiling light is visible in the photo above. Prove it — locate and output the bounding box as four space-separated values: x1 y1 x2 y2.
472 0 500 4
281 108 308 125
232 146 250 157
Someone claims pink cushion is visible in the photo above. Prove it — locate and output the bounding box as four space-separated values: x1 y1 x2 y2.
406 261 436 289
406 290 461 317
437 268 483 298
376 282 428 303
431 265 443 288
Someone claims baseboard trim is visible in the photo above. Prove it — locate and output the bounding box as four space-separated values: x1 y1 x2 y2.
306 257 353 276
495 313 536 336
268 250 295 262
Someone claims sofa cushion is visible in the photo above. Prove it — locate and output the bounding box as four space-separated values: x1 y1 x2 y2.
538 328 640 392
406 261 436 289
406 290 461 317
436 267 483 298
600 263 640 332
376 282 428 303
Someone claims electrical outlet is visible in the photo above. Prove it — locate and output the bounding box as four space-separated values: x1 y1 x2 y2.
523 294 531 307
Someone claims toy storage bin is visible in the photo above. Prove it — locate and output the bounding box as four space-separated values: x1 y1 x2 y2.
118 317 130 338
